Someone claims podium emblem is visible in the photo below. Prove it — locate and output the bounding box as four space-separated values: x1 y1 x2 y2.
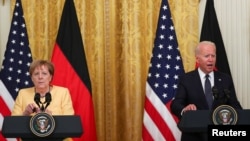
212 105 238 125
30 112 55 137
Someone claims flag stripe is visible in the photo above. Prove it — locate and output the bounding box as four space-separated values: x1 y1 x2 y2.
144 99 172 140
143 110 165 141
0 81 15 112
0 131 6 141
142 124 154 141
0 97 11 117
145 83 180 140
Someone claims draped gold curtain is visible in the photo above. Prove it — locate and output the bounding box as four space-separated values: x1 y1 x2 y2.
11 0 199 140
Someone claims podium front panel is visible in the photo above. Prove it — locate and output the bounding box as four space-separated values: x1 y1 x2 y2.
2 115 83 139
177 110 250 133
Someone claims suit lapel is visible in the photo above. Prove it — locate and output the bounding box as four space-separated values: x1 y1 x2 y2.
214 71 223 90
194 69 205 95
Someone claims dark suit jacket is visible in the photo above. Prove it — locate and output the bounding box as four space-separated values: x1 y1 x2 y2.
170 69 242 141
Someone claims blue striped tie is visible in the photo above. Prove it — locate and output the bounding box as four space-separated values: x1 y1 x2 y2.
205 74 213 109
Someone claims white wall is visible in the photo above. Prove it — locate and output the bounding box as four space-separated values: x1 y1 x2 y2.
0 0 11 64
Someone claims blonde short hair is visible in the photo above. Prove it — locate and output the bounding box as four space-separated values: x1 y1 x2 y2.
29 60 54 76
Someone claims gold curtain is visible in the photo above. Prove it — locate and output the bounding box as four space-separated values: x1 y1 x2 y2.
11 0 199 140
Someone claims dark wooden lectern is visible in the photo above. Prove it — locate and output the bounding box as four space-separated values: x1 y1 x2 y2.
2 115 83 141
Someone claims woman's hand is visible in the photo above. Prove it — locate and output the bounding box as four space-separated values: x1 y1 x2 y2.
23 103 39 116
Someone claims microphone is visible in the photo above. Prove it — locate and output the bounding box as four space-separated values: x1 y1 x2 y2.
34 93 41 112
223 89 230 103
44 92 52 110
34 92 52 112
217 78 230 104
212 85 227 109
212 86 219 100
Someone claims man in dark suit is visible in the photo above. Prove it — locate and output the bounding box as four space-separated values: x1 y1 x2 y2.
170 41 242 141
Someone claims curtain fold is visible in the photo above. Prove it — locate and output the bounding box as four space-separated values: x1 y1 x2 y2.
11 0 199 140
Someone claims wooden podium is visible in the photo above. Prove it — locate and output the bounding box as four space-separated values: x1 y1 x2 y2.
2 115 83 141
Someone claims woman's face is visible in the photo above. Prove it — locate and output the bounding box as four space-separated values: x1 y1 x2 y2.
31 65 52 90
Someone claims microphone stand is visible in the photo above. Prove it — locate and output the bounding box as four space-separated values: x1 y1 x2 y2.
44 93 52 111
33 93 52 113
223 89 230 104
34 93 41 112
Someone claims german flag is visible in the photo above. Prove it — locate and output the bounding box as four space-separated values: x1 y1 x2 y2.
51 0 97 140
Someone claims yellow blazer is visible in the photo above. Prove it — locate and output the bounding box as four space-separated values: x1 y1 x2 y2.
12 85 74 116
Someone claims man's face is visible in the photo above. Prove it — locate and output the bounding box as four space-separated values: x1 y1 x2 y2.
196 44 216 74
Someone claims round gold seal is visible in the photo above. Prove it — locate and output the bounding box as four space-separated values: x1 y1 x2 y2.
30 112 55 137
212 105 238 125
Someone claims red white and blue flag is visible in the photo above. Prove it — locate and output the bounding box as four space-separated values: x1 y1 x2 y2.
0 0 33 140
142 0 184 140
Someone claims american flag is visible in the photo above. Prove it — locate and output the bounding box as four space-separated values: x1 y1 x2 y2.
0 0 33 140
142 0 184 140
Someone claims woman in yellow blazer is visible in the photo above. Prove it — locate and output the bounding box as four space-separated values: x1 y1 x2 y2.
11 59 74 141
